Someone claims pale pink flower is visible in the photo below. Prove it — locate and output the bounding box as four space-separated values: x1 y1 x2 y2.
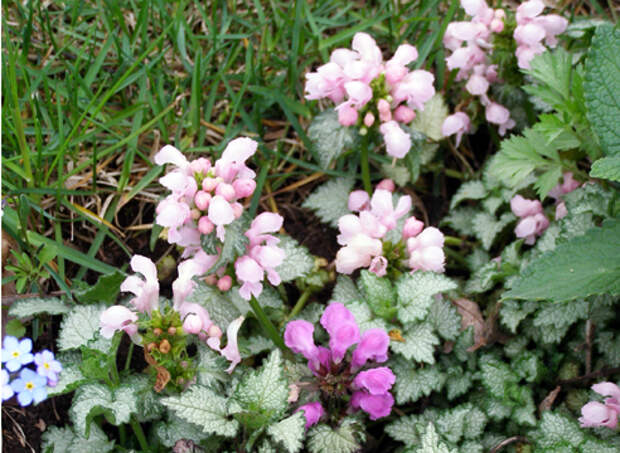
348 190 370 212
466 73 489 96
99 306 139 340
402 216 425 239
510 195 542 217
207 316 245 373
156 197 191 228
172 251 218 308
406 226 446 273
392 70 435 111
154 145 190 170
370 189 412 230
379 121 411 159
121 255 160 313
304 62 347 103
335 235 383 274
368 256 388 277
485 102 515 135
235 256 264 300
441 112 471 146
337 105 358 126
376 179 395 192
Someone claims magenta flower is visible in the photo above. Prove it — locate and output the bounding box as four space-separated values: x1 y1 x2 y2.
296 401 326 429
285 303 394 421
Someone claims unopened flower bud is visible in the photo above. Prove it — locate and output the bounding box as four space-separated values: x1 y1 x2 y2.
202 177 218 192
168 327 177 336
190 208 201 220
231 202 244 219
338 105 358 126
376 179 395 192
183 313 203 334
393 105 415 123
207 324 222 338
194 191 211 211
377 99 392 123
216 183 236 202
402 216 425 239
232 178 256 198
204 274 217 285
159 339 171 354
190 157 211 175
198 216 215 235
153 328 163 337
363 112 375 127
217 275 232 291
147 342 157 352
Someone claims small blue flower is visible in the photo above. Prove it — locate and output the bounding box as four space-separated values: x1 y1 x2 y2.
34 350 62 384
10 368 47 406
1 369 14 401
1 336 34 372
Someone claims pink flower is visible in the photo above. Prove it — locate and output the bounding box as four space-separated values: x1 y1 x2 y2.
154 145 190 170
320 304 360 363
393 105 415 123
368 256 388 277
320 302 356 335
235 256 264 300
555 202 568 220
348 190 370 212
337 105 358 126
548 172 580 199
156 197 191 228
485 102 515 135
296 402 325 429
172 251 218 308
510 195 548 244
406 226 446 272
335 234 383 274
350 391 394 420
363 112 375 127
304 62 347 103
284 320 320 364
207 316 245 373
120 255 160 313
376 179 395 192
178 302 213 335
510 195 542 217
402 216 425 239
245 212 283 247
208 195 235 241
354 367 395 395
441 112 471 146
342 81 373 110
99 306 138 340
465 73 489 96
182 314 203 334
380 119 411 158
351 328 390 369
377 99 392 123
391 70 435 111
370 189 412 230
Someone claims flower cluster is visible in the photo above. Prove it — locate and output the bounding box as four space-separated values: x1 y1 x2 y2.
1 336 62 406
510 195 549 245
285 303 394 424
304 32 435 159
442 0 514 138
336 181 446 275
99 255 243 375
579 382 620 429
514 0 568 69
154 137 258 252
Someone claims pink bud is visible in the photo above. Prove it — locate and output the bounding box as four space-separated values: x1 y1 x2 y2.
490 18 504 33
231 202 244 219
202 177 219 192
203 274 217 285
402 217 424 239
217 276 232 292
183 313 203 334
348 190 370 212
363 112 375 127
216 183 236 202
555 202 568 220
393 105 415 123
338 105 358 126
207 324 222 338
190 157 211 175
194 191 211 211
376 179 395 192
377 99 392 123
191 209 201 220
232 178 256 198
296 402 325 429
198 216 215 235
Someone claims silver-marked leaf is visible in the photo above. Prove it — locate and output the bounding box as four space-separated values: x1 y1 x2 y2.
58 305 105 351
308 109 358 168
307 418 365 453
9 297 70 319
396 272 457 324
390 322 439 364
267 411 305 453
276 236 315 283
302 178 355 227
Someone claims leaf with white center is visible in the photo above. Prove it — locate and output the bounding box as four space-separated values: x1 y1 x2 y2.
436 406 468 444
308 109 359 168
428 298 461 341
441 206 478 236
463 406 487 439
161 385 239 437
386 415 421 445
333 275 361 304
9 297 70 319
267 411 306 453
480 359 518 399
499 300 537 333
302 178 355 227
391 322 439 364
531 412 584 448
153 414 210 448
392 358 446 404
450 181 487 209
414 423 457 453
307 418 365 453
41 426 75 453
70 382 138 437
396 272 457 324
446 367 473 400
58 305 105 351
231 350 289 427
472 211 514 250
381 161 410 187
42 424 115 453
186 281 241 328
47 361 86 397
276 236 315 283
411 94 449 141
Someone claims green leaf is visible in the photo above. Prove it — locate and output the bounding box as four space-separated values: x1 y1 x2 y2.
441 206 478 236
302 178 355 227
231 350 289 426
450 181 487 210
73 270 125 304
446 367 473 400
333 275 362 304
153 414 210 448
472 212 514 250
186 281 242 328
396 272 457 324
590 156 620 182
499 300 537 333
524 48 572 107
584 24 620 156
9 297 70 318
411 94 449 141
48 361 87 397
307 109 359 168
596 330 620 367
505 218 620 301
391 322 440 364
392 358 446 404
307 418 365 453
386 415 421 446
70 382 138 437
42 424 114 453
5 319 26 337
428 298 461 341
414 423 458 453
480 358 518 399
276 236 315 283
161 385 239 437
58 305 105 351
381 161 410 187
267 412 306 453
358 270 397 320
532 412 584 448
208 214 250 272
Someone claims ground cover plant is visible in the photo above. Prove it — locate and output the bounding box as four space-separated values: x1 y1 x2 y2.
1 0 619 452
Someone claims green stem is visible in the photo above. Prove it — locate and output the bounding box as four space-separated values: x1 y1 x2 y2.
124 342 134 372
249 296 287 351
285 288 313 325
360 134 372 194
130 415 150 452
444 236 466 246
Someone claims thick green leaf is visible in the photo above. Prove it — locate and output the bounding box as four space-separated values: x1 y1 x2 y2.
584 24 620 156
590 156 620 182
307 109 358 168
73 271 125 304
58 305 105 351
505 218 620 301
358 270 396 320
411 94 448 141
267 412 305 453
9 297 70 318
390 322 439 364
